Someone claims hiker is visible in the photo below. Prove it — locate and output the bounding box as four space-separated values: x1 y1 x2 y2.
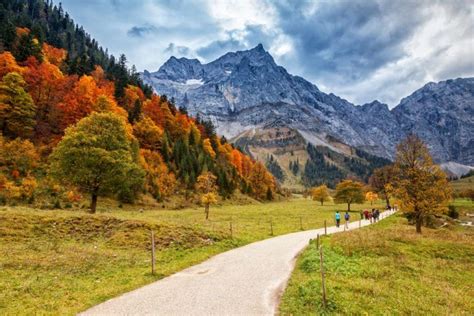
344 211 350 229
376 209 380 221
369 210 373 223
360 210 364 219
335 211 341 227
364 209 369 220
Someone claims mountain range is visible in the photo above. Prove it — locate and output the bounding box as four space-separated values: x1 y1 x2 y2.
141 44 474 185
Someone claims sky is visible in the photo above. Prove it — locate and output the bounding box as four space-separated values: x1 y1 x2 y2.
60 0 474 107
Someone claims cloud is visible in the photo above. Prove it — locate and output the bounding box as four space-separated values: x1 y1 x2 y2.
164 43 192 56
127 24 158 37
274 1 427 80
58 0 474 107
196 25 273 60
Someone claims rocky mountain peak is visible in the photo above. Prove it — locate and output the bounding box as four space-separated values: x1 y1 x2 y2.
141 47 474 167
359 100 390 114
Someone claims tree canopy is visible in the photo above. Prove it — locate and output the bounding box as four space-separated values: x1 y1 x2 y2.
50 112 144 212
392 134 451 233
334 179 365 211
311 184 331 205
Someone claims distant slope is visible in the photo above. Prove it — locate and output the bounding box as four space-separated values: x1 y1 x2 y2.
450 175 474 193
233 126 390 189
441 162 474 178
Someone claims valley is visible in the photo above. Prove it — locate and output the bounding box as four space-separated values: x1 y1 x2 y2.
0 198 387 315
0 1 472 315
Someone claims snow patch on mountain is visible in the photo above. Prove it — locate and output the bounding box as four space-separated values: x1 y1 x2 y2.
185 79 204 85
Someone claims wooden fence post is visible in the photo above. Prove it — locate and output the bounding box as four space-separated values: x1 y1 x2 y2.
151 230 155 275
316 233 320 249
319 246 327 309
300 216 303 230
324 220 327 235
270 218 274 236
229 219 233 239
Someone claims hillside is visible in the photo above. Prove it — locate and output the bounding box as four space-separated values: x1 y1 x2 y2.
233 126 390 189
0 0 276 211
142 45 474 170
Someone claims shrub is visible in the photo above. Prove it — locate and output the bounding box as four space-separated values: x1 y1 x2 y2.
447 205 459 219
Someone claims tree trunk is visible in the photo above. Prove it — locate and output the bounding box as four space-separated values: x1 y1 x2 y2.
320 200 323 206
205 204 209 220
347 202 351 212
385 196 390 208
90 192 98 213
415 211 422 234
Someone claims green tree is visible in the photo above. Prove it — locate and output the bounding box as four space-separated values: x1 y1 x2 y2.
50 112 144 213
0 72 36 139
392 134 451 233
311 184 331 205
334 179 365 211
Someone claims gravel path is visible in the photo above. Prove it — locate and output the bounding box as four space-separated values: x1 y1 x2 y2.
81 210 396 316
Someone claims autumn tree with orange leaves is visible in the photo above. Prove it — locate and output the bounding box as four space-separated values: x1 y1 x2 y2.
392 135 451 233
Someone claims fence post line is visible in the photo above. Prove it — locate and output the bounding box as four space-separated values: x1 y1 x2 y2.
319 246 327 309
300 216 303 230
151 230 156 275
324 220 327 235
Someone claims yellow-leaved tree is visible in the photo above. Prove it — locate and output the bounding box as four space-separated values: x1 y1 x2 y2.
196 171 218 220
392 134 451 233
311 184 331 205
365 191 378 205
50 112 145 213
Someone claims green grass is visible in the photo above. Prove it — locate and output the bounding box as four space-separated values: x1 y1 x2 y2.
279 199 474 315
0 198 385 315
450 175 474 193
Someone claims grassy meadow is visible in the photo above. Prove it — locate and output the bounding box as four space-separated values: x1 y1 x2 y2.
0 198 385 315
451 175 474 193
279 199 474 315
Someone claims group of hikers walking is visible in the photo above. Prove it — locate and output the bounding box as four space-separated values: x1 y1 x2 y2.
361 208 381 223
334 208 384 229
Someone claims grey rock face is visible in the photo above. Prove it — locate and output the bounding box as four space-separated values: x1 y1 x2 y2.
141 44 474 165
393 78 474 164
